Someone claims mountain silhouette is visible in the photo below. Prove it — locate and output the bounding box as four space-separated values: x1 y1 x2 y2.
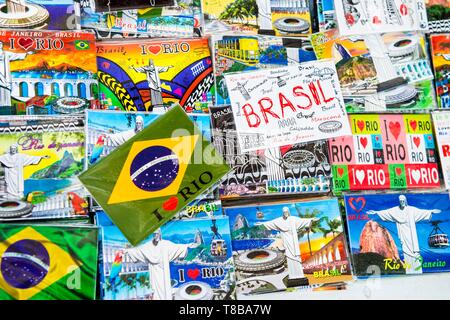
20 60 88 73
30 151 83 179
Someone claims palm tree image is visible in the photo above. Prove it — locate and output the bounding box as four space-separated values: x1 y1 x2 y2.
137 274 151 299
119 274 131 299
294 205 325 256
105 278 120 300
321 217 342 238
120 274 138 299
219 0 258 26
127 274 139 299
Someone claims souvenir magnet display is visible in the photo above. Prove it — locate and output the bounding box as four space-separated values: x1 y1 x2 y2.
201 0 315 36
97 211 235 300
0 115 89 221
334 0 428 36
224 198 352 295
224 61 351 152
432 111 450 189
0 0 78 30
310 30 436 113
210 105 331 198
426 0 450 33
317 0 336 31
79 0 196 39
345 193 450 277
96 38 214 112
79 105 230 246
92 0 175 12
0 223 98 300
329 114 440 191
0 30 98 115
430 34 450 108
212 34 316 105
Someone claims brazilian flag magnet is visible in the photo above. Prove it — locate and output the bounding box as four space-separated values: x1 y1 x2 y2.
75 40 90 50
79 105 230 246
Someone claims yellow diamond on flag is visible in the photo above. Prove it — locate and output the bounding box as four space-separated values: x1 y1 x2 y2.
108 135 199 204
0 227 81 300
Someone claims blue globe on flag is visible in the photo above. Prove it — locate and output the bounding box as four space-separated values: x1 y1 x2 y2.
1 239 50 289
130 146 180 192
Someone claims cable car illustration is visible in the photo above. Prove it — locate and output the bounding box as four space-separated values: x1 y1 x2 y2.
210 219 227 257
428 220 449 249
210 239 227 257
268 73 289 88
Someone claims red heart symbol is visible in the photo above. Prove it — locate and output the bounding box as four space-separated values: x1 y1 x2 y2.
388 121 401 140
148 45 161 55
400 4 408 16
430 150 434 156
337 167 344 177
357 120 365 132
187 268 200 280
345 13 355 26
162 196 178 211
377 151 381 157
360 137 368 149
372 16 381 24
375 136 379 141
348 197 366 213
395 167 402 176
410 120 417 131
102 62 110 69
413 137 421 148
428 136 432 140
18 38 34 51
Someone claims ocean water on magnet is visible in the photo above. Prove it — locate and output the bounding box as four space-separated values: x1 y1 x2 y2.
24 179 73 197
231 239 274 251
